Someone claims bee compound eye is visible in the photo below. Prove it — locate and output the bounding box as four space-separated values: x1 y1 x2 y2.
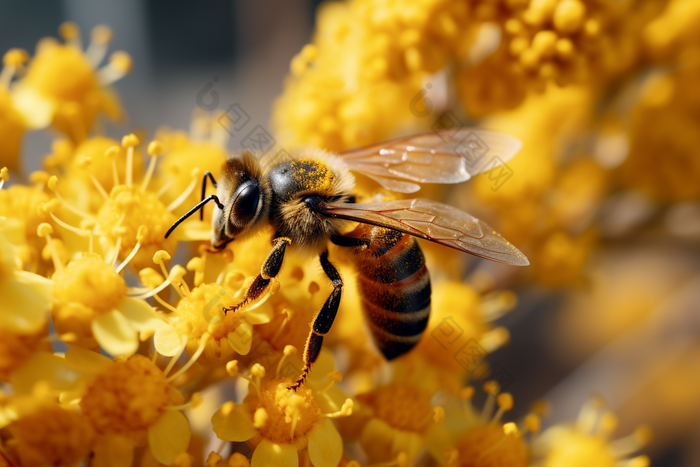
232 182 261 226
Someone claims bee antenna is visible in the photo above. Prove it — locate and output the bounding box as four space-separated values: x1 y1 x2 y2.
165 194 224 239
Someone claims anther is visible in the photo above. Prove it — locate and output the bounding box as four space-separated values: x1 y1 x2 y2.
253 408 268 429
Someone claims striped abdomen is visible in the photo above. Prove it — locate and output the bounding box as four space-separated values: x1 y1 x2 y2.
346 225 431 360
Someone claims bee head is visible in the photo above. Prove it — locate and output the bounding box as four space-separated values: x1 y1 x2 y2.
211 154 266 249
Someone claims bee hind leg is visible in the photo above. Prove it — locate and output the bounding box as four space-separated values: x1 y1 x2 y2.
288 250 342 391
222 237 291 315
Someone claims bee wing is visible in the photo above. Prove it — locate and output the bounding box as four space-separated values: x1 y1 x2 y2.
316 198 529 266
338 128 522 193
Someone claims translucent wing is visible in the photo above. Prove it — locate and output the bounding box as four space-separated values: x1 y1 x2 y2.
315 198 529 266
338 128 522 193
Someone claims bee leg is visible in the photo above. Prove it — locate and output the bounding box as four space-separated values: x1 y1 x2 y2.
222 237 291 315
288 250 342 391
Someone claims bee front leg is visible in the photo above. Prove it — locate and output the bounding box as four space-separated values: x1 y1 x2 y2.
222 237 291 315
288 250 342 391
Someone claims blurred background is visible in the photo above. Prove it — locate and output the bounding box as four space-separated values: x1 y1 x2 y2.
2 1 699 466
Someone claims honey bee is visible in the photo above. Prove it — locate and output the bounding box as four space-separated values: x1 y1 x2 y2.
165 129 529 390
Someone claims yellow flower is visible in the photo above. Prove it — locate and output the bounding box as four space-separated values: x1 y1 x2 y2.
0 172 59 274
50 249 167 356
0 50 29 172
425 382 531 467
351 383 439 465
0 232 52 333
12 23 129 141
532 397 652 467
0 322 52 382
212 352 352 467
3 395 95 467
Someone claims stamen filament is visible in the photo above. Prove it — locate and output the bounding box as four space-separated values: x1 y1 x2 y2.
115 242 140 274
167 333 210 383
54 192 95 220
163 340 188 377
0 64 15 88
156 179 174 199
167 174 199 212
110 237 122 267
44 233 63 272
130 278 173 299
481 392 497 422
154 294 178 313
49 213 91 237
141 155 158 192
126 147 133 186
111 159 119 186
89 173 109 200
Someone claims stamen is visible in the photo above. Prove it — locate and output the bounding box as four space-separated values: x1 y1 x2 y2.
154 294 178 313
47 176 95 220
250 364 265 399
576 395 604 434
105 145 121 186
0 167 8 189
98 51 132 85
289 405 299 440
166 392 202 411
610 426 652 458
480 290 517 322
153 250 172 280
481 380 500 422
479 327 510 353
275 345 298 379
129 276 173 299
76 156 109 200
109 236 122 267
1 49 28 88
316 370 343 395
420 406 445 426
85 25 112 66
156 179 175 199
271 308 295 344
152 349 159 364
492 393 513 423
80 219 97 254
116 225 147 273
190 109 210 141
477 423 519 461
141 141 163 192
186 257 206 288
37 223 63 272
59 22 82 49
122 134 139 187
49 212 91 237
167 333 211 383
253 408 268 429
167 168 202 212
324 398 354 418
163 339 188 377
524 414 541 438
169 265 189 298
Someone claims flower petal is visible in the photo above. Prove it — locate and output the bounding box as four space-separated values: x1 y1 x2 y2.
308 418 343 467
12 84 55 129
211 403 257 442
390 429 423 464
0 276 51 332
10 353 80 394
251 439 298 467
64 345 113 374
154 325 184 357
360 418 396 463
148 410 191 465
91 310 138 357
117 297 167 332
227 320 253 355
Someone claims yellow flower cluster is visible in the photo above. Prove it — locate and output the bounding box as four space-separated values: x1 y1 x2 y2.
0 5 679 465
